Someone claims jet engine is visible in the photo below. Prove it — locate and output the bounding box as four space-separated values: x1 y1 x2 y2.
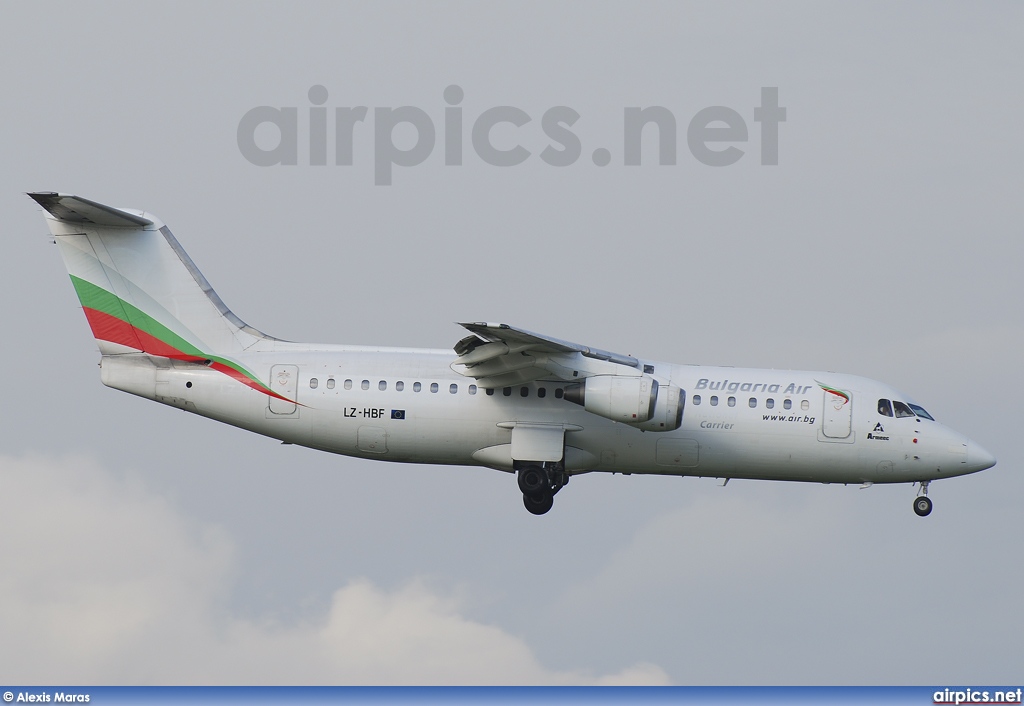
563 375 658 423
630 383 684 432
563 375 683 431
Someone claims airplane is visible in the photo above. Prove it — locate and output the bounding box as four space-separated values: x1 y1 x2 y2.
28 191 997 517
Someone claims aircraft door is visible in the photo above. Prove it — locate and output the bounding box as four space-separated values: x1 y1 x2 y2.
267 364 299 416
820 387 852 439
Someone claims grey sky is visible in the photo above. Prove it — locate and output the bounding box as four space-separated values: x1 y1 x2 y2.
1 1 1022 684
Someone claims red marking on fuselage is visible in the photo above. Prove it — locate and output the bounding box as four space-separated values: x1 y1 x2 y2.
208 361 293 403
81 307 295 404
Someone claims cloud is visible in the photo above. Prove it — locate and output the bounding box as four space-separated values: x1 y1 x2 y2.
0 453 668 685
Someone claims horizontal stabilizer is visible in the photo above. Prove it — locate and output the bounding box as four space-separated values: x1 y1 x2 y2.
27 192 153 227
28 190 279 361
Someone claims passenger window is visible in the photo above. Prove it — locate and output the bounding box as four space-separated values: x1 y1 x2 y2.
486 388 494 396
893 401 915 418
430 383 439 393
693 395 702 405
710 395 719 406
728 396 736 407
396 381 404 392
555 388 564 399
801 400 809 411
310 378 318 389
326 378 336 390
749 398 757 408
503 387 512 397
783 399 792 410
361 380 370 390
378 381 387 391
344 379 352 390
413 382 422 392
877 399 893 417
450 384 458 394
520 387 529 397
538 388 547 398
469 385 477 395
766 398 774 409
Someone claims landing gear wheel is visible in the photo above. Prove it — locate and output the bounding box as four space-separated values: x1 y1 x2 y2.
913 496 933 517
523 491 554 516
518 465 547 496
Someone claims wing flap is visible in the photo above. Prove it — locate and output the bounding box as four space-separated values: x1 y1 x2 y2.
458 323 639 367
453 322 641 387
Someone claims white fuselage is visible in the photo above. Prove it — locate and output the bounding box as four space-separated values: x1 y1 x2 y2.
99 347 989 486
28 191 996 517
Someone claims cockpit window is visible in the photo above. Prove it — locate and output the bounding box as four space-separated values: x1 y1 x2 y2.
908 403 935 421
877 399 893 417
893 401 916 418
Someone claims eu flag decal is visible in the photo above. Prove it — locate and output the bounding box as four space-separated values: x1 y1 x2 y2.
391 409 406 420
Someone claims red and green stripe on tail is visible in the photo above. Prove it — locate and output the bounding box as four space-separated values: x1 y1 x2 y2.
70 275 293 403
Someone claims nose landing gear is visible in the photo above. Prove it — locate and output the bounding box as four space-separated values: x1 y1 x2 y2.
913 481 933 517
517 462 568 516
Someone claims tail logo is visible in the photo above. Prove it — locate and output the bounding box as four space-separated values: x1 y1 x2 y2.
71 275 297 405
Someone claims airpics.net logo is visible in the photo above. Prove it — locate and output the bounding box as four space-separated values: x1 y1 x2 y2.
237 85 786 185
934 688 1023 705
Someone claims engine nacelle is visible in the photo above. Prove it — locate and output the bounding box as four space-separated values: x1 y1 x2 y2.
629 384 684 432
563 375 658 423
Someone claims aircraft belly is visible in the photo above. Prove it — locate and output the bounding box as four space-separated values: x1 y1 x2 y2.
666 428 862 483
302 399 511 465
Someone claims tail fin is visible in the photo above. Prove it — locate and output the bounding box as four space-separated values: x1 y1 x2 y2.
29 192 279 359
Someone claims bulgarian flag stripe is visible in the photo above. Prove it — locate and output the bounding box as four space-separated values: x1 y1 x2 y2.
71 275 206 359
82 305 147 353
206 361 293 403
816 381 851 404
83 307 205 362
70 276 295 404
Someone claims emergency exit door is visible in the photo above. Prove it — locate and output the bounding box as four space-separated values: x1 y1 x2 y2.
268 364 299 416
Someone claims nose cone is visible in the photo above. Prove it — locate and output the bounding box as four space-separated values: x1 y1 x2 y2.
967 441 997 473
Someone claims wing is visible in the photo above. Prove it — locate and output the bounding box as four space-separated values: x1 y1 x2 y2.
452 322 644 389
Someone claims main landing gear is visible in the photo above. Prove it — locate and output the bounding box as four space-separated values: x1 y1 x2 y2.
913 481 933 517
517 462 568 516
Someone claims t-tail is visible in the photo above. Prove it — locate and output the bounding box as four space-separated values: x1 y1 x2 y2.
29 192 289 400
